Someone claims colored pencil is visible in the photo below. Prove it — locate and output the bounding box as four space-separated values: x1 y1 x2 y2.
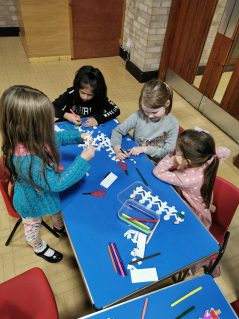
121 215 151 234
128 203 154 220
110 243 125 277
171 286 202 307
129 252 160 265
136 167 148 186
175 306 195 319
109 243 121 274
122 213 151 232
141 297 148 319
103 171 111 179
107 244 117 273
111 243 127 277
146 220 160 244
127 217 158 223
70 108 77 117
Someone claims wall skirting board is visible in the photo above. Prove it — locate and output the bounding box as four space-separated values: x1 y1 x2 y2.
0 27 19 37
126 60 158 83
119 46 158 83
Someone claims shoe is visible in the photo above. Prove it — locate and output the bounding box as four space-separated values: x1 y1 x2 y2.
53 226 67 236
35 245 63 263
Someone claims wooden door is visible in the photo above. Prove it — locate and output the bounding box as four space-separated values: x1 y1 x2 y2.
159 0 239 142
159 0 217 83
71 0 125 59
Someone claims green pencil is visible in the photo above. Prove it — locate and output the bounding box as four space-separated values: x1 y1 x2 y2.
175 306 195 319
121 213 151 233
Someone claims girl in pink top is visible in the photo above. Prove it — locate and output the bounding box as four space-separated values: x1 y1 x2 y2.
153 129 230 229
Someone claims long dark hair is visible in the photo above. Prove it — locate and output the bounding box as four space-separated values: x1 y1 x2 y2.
0 85 60 189
73 65 107 113
177 129 219 208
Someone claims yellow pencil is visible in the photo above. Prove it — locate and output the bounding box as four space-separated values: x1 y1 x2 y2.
171 286 202 307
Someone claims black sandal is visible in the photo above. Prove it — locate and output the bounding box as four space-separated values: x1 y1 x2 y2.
35 245 63 263
53 226 67 236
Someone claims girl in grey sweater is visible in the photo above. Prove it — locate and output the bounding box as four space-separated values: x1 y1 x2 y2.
111 79 179 164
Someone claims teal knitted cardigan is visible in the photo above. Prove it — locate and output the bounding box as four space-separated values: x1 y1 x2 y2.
13 130 90 218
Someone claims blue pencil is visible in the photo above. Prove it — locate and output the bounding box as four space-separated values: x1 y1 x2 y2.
128 203 155 220
111 243 127 276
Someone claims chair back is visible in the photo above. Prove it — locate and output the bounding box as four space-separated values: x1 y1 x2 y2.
231 299 239 316
210 176 239 243
0 157 19 218
0 267 59 319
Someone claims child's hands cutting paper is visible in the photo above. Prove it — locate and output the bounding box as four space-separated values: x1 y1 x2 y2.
129 146 147 156
81 133 93 145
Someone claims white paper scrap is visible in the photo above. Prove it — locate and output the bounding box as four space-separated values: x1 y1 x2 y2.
135 232 146 258
130 268 158 283
100 172 118 189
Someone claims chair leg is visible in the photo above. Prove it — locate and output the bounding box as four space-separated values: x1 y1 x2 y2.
206 231 230 275
41 220 60 238
172 269 189 283
5 218 22 246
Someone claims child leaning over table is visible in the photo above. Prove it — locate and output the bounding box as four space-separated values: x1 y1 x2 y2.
0 85 95 264
53 65 120 127
111 79 179 164
153 129 230 277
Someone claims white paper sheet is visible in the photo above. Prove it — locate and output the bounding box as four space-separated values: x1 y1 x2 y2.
100 172 118 188
130 267 158 283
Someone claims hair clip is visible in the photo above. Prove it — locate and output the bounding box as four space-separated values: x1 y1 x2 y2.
194 126 209 134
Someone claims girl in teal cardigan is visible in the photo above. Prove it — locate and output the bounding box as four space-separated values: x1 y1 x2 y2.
0 85 95 263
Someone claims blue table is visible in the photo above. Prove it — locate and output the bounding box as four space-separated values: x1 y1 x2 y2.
57 120 219 309
78 275 237 318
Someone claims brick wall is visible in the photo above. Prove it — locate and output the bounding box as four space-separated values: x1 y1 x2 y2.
0 0 18 27
122 0 227 73
122 0 171 72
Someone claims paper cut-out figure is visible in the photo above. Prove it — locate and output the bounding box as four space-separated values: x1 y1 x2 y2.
146 195 161 209
124 230 139 243
128 186 186 224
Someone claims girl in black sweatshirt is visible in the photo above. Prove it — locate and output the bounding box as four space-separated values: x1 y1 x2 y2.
53 65 120 127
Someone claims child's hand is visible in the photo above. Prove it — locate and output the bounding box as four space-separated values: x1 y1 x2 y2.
83 118 98 127
174 155 188 170
116 151 129 161
114 145 129 160
64 112 82 125
81 133 93 144
80 146 95 161
128 146 146 156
